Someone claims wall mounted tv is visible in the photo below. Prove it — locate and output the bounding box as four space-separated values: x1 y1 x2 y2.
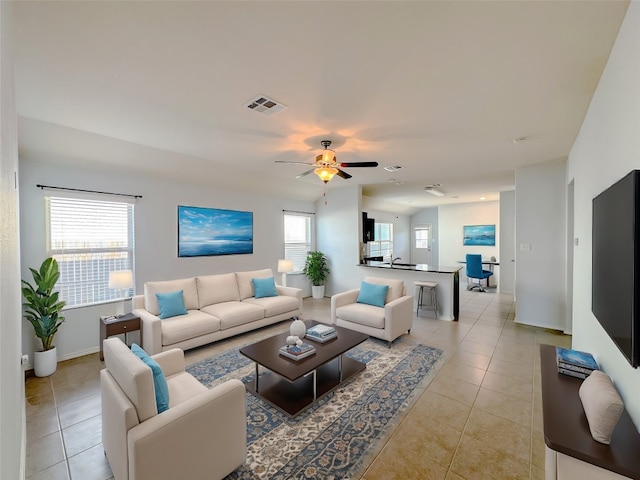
592 170 640 368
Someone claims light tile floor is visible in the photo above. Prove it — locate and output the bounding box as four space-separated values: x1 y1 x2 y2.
25 286 571 479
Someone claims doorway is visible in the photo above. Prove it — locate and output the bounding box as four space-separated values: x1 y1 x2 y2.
411 224 432 265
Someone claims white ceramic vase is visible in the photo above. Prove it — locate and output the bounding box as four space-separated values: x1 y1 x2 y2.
34 347 58 377
290 318 306 338
311 285 325 299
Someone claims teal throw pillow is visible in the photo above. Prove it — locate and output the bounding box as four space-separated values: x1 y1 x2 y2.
356 281 389 308
131 343 170 414
156 290 188 319
252 276 278 298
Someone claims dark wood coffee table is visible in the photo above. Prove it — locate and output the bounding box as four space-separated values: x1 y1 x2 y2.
239 320 368 417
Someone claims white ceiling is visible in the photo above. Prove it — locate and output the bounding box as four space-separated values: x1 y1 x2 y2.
11 1 629 214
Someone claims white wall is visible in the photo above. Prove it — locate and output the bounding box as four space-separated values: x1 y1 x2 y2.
316 185 362 297
515 159 567 330
499 190 516 294
19 158 315 365
437 201 500 282
0 2 25 478
567 1 640 427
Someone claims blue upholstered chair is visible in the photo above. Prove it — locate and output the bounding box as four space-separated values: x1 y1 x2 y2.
466 254 493 292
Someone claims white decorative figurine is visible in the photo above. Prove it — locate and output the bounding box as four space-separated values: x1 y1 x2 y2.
290 317 306 339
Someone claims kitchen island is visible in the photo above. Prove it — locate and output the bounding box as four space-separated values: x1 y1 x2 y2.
360 262 462 321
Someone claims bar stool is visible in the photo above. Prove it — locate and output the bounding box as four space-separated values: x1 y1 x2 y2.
415 281 438 318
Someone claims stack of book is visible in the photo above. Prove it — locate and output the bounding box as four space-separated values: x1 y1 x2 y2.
279 342 316 361
556 347 599 379
306 324 337 343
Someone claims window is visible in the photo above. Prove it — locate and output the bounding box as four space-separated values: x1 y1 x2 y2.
368 222 394 261
46 196 135 308
284 212 313 273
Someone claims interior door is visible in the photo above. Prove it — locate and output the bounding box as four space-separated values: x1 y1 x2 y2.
411 224 432 265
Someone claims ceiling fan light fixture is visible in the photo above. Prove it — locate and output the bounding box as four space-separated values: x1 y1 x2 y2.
318 140 335 164
323 149 335 163
315 166 338 183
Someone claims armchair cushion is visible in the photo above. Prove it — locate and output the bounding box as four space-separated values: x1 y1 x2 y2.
156 290 188 319
252 276 278 298
336 302 386 329
364 276 404 302
357 281 389 307
131 344 170 413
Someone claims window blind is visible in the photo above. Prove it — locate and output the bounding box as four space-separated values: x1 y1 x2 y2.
284 213 312 273
46 196 135 307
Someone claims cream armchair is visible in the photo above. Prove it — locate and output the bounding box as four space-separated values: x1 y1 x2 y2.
331 276 414 347
101 338 246 480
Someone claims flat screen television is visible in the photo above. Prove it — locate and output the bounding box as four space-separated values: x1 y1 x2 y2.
592 170 640 368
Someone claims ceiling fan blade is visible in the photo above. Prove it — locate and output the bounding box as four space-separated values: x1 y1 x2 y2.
335 169 352 180
338 162 379 168
275 160 315 166
296 169 316 179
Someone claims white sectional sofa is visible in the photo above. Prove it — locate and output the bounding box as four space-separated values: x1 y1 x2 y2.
132 269 303 355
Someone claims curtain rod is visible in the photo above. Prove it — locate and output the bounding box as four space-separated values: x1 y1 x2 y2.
37 184 142 199
282 209 315 215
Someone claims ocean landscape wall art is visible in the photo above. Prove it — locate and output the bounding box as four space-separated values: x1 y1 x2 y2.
463 224 496 246
178 205 253 257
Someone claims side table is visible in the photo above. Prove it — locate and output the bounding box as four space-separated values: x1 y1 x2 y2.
100 313 141 361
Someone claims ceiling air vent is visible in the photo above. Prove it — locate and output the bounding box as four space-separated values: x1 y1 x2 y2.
245 95 287 116
384 165 402 172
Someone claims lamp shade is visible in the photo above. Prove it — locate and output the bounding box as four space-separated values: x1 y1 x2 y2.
277 259 294 273
108 270 134 290
315 166 338 183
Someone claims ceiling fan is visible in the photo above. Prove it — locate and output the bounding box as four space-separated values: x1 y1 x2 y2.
275 140 379 184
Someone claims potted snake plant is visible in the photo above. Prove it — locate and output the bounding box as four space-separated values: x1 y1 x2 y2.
302 250 330 299
22 257 66 377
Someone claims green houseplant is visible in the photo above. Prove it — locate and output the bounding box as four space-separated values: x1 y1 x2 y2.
302 250 330 299
22 257 66 376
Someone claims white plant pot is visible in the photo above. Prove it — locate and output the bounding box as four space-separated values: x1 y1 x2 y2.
311 285 325 299
34 347 58 377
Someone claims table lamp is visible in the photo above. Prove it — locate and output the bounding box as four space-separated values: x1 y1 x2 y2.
109 269 134 316
277 259 294 287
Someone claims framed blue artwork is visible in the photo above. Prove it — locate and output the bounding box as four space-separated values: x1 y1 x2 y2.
178 205 253 257
463 224 496 246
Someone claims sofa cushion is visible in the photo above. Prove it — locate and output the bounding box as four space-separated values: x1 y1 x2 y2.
160 310 221 346
243 295 299 317
156 290 188 319
364 277 404 303
236 269 273 300
336 303 386 329
357 281 389 307
201 301 265 329
131 343 170 413
196 273 240 308
252 276 278 298
145 278 199 316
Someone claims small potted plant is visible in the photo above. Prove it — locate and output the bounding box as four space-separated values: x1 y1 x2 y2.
22 257 66 377
302 250 330 299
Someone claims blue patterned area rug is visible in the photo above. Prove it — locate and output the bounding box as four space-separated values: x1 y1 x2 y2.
186 337 443 480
